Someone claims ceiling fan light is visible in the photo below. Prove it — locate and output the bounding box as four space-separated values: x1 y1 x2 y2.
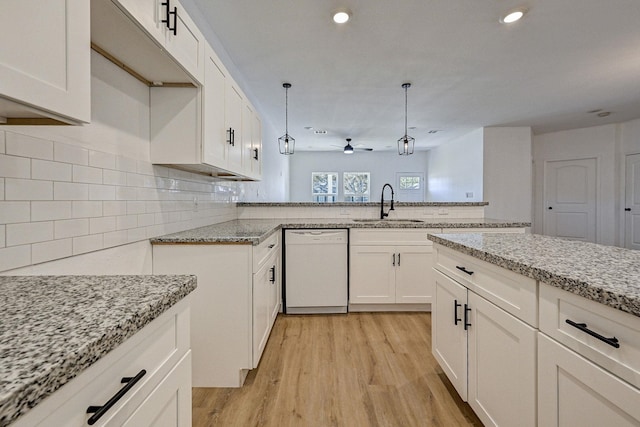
500 8 526 24
344 143 354 154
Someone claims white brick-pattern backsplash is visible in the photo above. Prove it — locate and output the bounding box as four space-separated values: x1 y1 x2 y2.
0 130 239 272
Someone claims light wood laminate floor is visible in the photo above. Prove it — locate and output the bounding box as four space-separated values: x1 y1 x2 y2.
193 312 482 426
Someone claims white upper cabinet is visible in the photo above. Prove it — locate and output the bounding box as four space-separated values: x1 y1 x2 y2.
0 0 90 123
202 48 227 167
112 0 205 84
250 113 263 178
225 82 244 172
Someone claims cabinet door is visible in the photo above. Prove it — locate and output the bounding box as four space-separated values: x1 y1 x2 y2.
253 253 277 368
251 113 263 179
202 48 227 168
164 0 205 84
268 254 280 326
225 82 244 172
538 333 640 427
0 0 90 123
395 245 433 304
123 352 192 427
114 0 165 44
467 292 536 427
432 270 468 400
349 246 396 304
242 103 254 177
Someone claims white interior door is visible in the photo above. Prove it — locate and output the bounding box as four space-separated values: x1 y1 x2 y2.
625 153 640 250
543 158 597 242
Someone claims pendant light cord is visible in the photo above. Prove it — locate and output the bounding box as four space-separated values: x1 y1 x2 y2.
285 86 289 135
404 85 408 136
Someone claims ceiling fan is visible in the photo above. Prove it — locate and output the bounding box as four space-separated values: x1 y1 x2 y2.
331 138 374 154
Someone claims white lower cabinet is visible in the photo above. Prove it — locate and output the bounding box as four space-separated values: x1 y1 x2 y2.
432 245 537 427
152 232 281 387
349 229 438 309
538 333 640 427
13 298 192 427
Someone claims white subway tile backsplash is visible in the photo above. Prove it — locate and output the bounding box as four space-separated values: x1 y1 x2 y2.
126 172 144 187
90 216 117 234
6 221 54 246
103 201 127 216
116 155 137 173
0 131 5 153
127 201 146 215
136 160 155 176
31 159 72 181
0 154 31 178
55 218 89 239
89 184 116 201
0 202 30 224
116 214 137 230
54 182 88 200
72 201 103 218
115 186 137 201
0 244 31 271
31 201 72 221
89 151 116 170
6 133 53 160
103 230 127 248
5 179 52 201
73 234 103 255
54 142 88 165
32 238 72 264
137 213 155 227
127 227 146 243
72 165 102 184
0 225 4 248
0 178 4 200
103 170 127 186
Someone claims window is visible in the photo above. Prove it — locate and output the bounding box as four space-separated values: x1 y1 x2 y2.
343 172 370 202
312 172 338 202
399 176 421 190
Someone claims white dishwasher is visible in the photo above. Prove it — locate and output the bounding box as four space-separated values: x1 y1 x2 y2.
284 229 348 314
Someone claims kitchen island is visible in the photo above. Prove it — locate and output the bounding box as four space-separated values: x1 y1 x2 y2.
428 232 640 426
0 275 197 427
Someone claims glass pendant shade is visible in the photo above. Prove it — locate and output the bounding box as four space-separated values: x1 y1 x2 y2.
278 83 295 155
397 82 414 156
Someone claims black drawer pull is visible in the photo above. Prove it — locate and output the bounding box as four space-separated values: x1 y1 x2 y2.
392 253 396 266
454 299 462 325
268 244 275 249
565 319 620 348
456 265 474 276
87 369 146 425
253 148 259 161
464 304 472 330
397 253 401 266
269 266 276 283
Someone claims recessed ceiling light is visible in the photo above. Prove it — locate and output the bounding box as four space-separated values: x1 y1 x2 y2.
500 8 527 24
333 9 351 24
304 126 314 130
587 109 602 114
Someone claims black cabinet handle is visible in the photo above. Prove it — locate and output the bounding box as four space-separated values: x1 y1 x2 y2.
392 253 396 266
227 128 235 146
253 148 259 161
161 0 171 29
269 266 276 283
87 369 146 425
454 299 462 325
625 208 631 211
169 6 177 35
464 304 472 330
455 265 474 276
397 253 401 266
548 206 553 210
268 244 275 249
565 319 620 348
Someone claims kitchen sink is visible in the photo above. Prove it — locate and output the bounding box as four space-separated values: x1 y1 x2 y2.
352 218 424 223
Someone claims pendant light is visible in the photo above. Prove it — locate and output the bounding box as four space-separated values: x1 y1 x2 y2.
278 83 295 155
397 83 415 156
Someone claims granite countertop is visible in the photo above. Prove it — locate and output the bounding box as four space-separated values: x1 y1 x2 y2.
428 233 640 318
150 218 530 245
0 275 197 427
238 202 489 207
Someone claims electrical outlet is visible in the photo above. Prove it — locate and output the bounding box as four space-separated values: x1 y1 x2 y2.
466 192 474 198
193 196 199 212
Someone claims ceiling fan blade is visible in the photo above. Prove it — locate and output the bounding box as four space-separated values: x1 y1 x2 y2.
355 147 374 151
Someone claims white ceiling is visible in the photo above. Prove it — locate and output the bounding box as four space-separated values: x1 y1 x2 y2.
192 0 640 151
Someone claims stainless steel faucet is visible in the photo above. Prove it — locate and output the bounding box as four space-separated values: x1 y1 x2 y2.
380 183 395 219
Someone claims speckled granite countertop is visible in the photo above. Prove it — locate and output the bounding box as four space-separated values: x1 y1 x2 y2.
238 202 489 207
0 275 197 427
428 233 640 318
150 218 530 245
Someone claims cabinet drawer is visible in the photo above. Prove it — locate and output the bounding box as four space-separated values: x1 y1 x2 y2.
253 232 280 273
435 246 537 326
350 228 440 246
15 298 190 427
539 283 640 389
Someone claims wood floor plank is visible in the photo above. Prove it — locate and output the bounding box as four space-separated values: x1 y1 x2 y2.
193 312 483 426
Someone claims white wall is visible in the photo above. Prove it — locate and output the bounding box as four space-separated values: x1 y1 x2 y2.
288 151 429 202
426 129 483 202
0 53 242 274
532 124 618 245
483 127 532 221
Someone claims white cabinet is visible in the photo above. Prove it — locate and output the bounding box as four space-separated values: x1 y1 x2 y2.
349 229 438 309
0 0 90 123
113 0 205 84
538 333 640 427
226 82 244 172
243 102 263 179
152 232 280 387
432 244 537 427
13 298 192 427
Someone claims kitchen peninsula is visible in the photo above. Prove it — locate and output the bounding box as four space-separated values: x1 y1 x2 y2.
428 232 640 426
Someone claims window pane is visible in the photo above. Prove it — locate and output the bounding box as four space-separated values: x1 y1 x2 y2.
399 176 421 190
344 172 370 196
